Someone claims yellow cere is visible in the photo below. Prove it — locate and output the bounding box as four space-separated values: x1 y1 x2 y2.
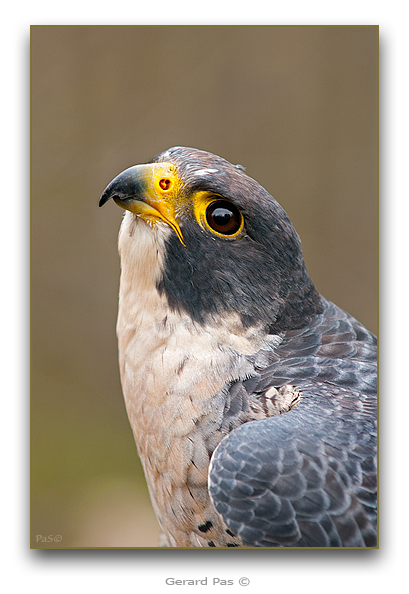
127 162 187 246
151 163 183 196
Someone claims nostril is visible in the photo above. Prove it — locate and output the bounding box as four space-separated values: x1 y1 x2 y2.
159 178 172 191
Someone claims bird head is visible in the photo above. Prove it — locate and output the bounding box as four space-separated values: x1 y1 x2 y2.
100 147 322 333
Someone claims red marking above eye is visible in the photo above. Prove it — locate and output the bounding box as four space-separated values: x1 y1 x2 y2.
159 178 172 190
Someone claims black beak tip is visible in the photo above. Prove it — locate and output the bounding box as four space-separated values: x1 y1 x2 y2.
99 190 111 207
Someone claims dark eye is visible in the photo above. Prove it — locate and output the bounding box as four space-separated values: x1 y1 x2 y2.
205 200 243 236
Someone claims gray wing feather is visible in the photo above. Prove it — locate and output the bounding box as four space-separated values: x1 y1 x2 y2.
208 300 377 548
209 387 377 547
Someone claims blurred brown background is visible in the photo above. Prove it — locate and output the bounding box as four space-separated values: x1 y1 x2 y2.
31 26 378 548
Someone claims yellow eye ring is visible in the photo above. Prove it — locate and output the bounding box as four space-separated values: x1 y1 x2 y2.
193 192 244 239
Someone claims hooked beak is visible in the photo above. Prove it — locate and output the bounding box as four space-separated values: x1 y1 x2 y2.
99 162 185 246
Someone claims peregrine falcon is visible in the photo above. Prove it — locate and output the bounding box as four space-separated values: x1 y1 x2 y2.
99 147 377 548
